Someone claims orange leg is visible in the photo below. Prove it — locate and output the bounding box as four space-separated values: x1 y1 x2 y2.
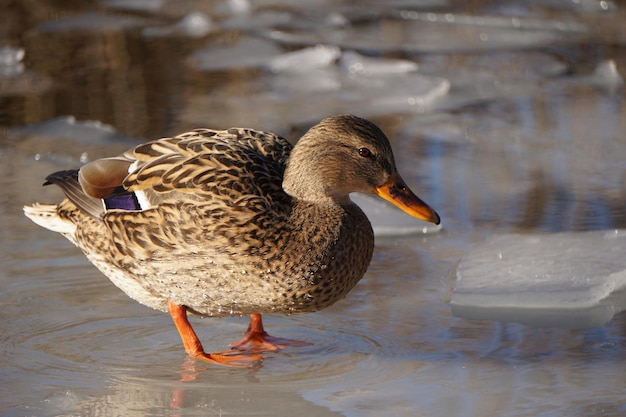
229 313 311 352
168 300 262 367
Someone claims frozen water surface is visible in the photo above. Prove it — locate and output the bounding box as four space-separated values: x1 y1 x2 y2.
184 44 449 127
2 1 626 416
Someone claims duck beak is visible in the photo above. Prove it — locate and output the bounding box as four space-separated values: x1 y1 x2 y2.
374 173 441 225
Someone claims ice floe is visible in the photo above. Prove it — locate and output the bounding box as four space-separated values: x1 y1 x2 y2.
143 12 214 38
0 46 25 77
340 51 418 76
589 60 624 93
451 230 626 328
265 45 340 74
101 0 165 12
186 42 448 126
0 47 54 96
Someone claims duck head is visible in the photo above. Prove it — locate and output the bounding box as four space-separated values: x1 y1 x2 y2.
283 115 440 225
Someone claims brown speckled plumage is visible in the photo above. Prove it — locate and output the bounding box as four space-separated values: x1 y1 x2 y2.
24 115 440 364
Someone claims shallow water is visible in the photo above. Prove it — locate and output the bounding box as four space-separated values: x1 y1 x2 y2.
2 1 626 416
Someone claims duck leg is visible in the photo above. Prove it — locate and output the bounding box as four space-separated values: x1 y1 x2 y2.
229 313 311 352
168 300 262 366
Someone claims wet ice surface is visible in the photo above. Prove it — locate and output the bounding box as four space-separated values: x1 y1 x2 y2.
2 1 626 416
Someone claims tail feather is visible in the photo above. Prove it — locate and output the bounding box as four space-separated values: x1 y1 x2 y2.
23 203 76 236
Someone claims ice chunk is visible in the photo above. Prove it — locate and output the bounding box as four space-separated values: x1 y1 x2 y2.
572 0 615 12
347 73 450 115
0 47 53 95
223 0 252 15
340 51 418 76
182 62 450 127
182 69 450 129
451 230 626 328
265 45 341 74
143 12 213 38
590 59 624 93
0 46 24 67
0 46 25 77
101 0 165 12
325 12 350 28
42 390 80 415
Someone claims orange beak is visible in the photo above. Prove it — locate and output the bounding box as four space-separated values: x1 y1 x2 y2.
374 173 440 225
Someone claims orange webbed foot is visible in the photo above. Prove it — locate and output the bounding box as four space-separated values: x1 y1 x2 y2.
169 301 264 368
189 349 263 368
229 313 311 353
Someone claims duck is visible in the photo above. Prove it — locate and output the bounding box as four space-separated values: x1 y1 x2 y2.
24 114 440 366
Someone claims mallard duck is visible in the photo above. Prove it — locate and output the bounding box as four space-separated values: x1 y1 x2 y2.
24 115 440 366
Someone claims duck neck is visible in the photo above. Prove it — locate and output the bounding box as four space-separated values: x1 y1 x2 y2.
283 165 327 203
283 159 353 205
283 130 350 204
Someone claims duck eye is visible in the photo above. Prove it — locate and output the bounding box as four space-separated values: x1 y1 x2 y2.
358 147 372 158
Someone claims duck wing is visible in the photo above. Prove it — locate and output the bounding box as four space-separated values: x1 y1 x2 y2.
69 128 293 214
45 170 106 219
122 128 292 208
61 128 294 258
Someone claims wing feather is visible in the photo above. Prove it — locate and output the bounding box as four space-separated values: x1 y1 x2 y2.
122 128 293 208
45 127 293 223
44 170 105 219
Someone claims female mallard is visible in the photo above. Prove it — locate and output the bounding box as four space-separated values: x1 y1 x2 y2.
24 115 440 366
